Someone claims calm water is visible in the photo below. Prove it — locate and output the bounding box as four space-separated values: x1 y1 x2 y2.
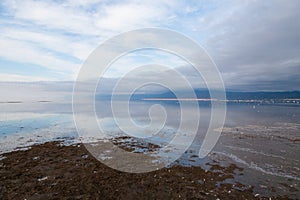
0 100 299 198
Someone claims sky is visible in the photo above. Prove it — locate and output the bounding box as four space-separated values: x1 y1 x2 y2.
0 0 300 91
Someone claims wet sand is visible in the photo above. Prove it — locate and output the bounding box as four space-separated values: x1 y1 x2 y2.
0 141 290 200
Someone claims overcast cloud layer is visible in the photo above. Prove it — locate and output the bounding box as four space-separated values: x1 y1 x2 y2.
0 0 299 91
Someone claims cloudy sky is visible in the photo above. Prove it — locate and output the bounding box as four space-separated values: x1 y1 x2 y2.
0 0 299 91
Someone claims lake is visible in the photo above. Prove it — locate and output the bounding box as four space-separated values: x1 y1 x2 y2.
0 100 299 198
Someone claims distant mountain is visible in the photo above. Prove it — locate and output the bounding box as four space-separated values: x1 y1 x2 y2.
96 89 300 101
225 91 300 100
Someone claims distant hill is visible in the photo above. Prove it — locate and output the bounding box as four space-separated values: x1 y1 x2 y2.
96 89 300 101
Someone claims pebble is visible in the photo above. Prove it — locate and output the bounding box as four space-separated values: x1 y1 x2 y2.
37 176 48 182
260 184 267 188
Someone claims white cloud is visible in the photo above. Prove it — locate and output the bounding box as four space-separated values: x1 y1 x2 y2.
0 73 54 82
0 0 299 90
1 27 96 60
0 38 79 74
94 3 169 31
0 0 182 81
3 0 96 35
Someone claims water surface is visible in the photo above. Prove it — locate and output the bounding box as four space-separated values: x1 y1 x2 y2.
0 100 299 197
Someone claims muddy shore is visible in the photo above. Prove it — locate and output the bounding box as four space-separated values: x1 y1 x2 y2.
0 141 290 200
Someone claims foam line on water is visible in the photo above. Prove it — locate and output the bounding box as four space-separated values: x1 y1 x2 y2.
223 145 286 160
213 151 300 181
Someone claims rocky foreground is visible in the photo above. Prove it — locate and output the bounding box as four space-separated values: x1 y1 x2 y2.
0 141 290 199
